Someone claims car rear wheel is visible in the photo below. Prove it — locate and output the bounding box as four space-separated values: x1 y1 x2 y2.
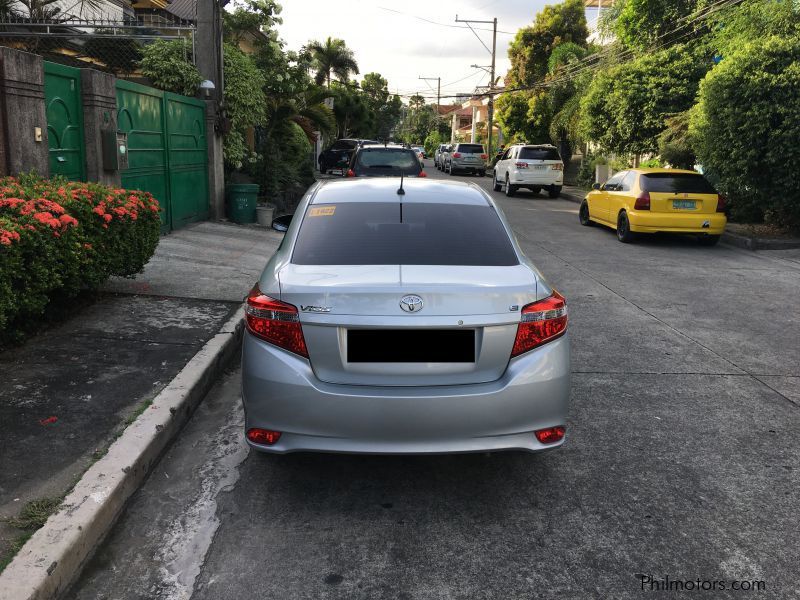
505 175 516 197
548 185 562 199
579 200 593 226
697 234 721 246
531 186 541 194
492 172 501 192
616 211 635 243
449 163 456 176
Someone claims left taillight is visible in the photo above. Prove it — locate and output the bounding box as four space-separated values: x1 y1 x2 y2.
634 191 651 210
245 284 308 358
511 291 568 358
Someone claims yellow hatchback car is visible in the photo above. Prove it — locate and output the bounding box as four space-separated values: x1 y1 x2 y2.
579 168 727 245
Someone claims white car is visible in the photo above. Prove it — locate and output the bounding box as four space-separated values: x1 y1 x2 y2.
493 144 564 198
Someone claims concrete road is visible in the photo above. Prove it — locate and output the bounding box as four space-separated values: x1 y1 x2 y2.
68 165 800 600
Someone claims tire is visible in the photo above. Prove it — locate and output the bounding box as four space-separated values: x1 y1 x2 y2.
698 234 720 246
477 170 486 177
449 163 457 176
531 186 541 194
579 200 593 226
616 211 636 243
548 185 562 199
492 171 502 192
505 175 516 197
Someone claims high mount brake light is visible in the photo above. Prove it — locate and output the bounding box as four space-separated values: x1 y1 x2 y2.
245 284 308 358
511 291 568 357
634 191 651 211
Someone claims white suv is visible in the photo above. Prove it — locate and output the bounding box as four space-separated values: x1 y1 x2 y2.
493 144 564 198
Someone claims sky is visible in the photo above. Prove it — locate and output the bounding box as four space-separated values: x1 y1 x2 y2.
275 0 572 103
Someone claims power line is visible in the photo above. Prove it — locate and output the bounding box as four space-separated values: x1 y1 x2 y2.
374 6 516 35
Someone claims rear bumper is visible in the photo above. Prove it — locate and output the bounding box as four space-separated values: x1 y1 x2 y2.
451 161 486 170
628 210 727 234
241 331 571 454
510 174 563 186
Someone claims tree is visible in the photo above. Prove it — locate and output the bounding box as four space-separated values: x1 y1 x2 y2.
223 0 282 45
83 34 142 75
507 0 589 87
615 0 698 51
139 39 202 97
222 43 266 169
579 44 707 155
307 37 359 88
690 35 800 229
360 73 403 139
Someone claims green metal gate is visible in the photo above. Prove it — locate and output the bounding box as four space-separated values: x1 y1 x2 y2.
116 80 208 232
44 62 86 181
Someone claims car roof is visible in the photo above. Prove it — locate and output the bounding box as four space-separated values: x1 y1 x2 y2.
628 168 702 175
312 178 491 206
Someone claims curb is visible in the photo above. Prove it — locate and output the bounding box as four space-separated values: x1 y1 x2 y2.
559 189 583 205
0 307 245 600
720 230 800 251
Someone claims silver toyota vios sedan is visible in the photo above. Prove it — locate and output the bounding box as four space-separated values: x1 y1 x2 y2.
242 178 570 454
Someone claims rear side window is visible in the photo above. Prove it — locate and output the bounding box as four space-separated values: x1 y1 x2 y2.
331 140 356 150
518 147 561 161
640 173 717 194
456 144 485 154
293 202 518 266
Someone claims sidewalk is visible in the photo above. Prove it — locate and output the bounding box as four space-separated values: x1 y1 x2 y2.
0 221 282 571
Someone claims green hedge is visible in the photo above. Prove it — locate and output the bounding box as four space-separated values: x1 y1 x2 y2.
691 36 800 229
0 175 161 338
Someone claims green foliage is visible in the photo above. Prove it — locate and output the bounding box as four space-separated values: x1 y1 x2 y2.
139 39 201 96
507 0 588 87
424 131 443 157
222 43 266 169
223 0 282 45
658 111 695 168
0 175 161 341
639 157 664 168
690 35 800 229
615 0 698 50
579 44 707 155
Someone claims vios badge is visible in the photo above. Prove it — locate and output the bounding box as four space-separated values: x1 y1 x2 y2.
400 294 424 313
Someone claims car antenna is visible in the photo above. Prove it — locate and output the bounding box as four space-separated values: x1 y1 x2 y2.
397 171 405 196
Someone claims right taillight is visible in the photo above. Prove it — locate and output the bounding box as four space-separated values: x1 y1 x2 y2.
245 284 308 358
634 191 650 210
511 291 568 358
717 194 727 213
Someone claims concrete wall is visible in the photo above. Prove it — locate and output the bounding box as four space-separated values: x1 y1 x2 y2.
81 68 121 187
0 47 49 177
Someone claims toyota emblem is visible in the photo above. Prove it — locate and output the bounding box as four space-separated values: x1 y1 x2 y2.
400 294 424 313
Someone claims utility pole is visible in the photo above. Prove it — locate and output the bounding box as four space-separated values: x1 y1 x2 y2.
456 15 498 155
418 76 441 114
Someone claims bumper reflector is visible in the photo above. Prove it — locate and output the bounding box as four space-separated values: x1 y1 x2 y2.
534 426 566 444
247 428 282 445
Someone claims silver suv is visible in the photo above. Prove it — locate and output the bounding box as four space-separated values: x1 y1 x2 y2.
446 143 488 177
434 144 449 169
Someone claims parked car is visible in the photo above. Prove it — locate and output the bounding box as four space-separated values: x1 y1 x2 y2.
319 139 377 175
437 144 452 171
434 143 449 169
346 145 426 177
493 144 564 198
242 177 570 454
411 145 426 160
579 168 727 245
445 143 488 176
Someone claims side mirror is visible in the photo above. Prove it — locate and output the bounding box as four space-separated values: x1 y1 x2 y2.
592 183 601 190
272 214 293 232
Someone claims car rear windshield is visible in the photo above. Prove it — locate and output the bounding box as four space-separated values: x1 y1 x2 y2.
456 144 485 154
518 147 561 161
354 149 421 175
292 202 518 266
640 173 717 194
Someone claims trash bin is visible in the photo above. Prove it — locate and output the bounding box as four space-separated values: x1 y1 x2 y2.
226 184 260 223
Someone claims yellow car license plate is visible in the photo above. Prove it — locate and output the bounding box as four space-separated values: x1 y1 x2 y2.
673 200 696 209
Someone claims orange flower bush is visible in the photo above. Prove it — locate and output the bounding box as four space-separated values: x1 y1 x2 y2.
0 174 161 338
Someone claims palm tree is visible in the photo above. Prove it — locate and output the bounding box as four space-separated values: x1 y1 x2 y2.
306 37 359 88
